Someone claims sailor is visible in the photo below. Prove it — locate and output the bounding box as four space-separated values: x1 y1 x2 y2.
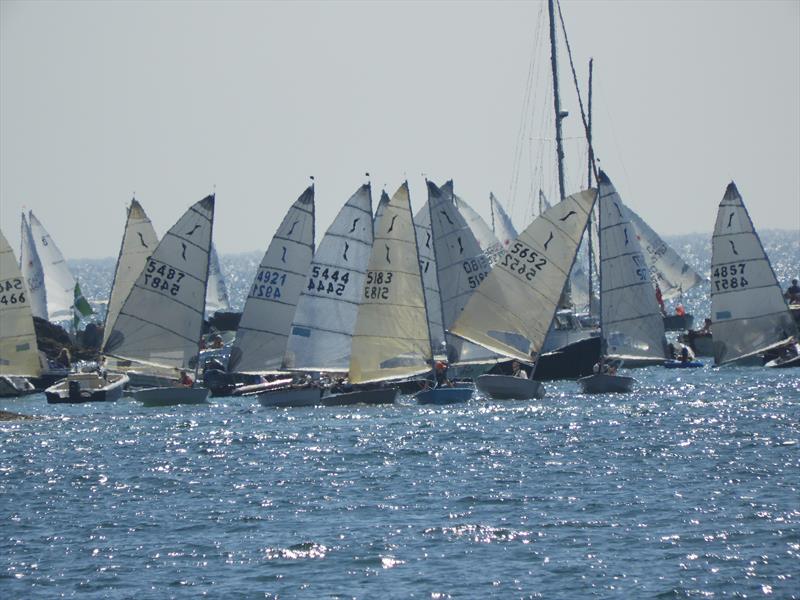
593 356 609 374
785 279 800 304
655 284 666 316
434 361 450 387
511 360 528 379
179 370 194 387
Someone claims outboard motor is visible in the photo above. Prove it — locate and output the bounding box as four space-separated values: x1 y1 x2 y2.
68 380 81 401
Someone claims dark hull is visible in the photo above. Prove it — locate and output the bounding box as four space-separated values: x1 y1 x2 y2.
532 336 601 381
322 387 398 406
415 386 473 405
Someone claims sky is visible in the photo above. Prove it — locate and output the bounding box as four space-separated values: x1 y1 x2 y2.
1 0 798 259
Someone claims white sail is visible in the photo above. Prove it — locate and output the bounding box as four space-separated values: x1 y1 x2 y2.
374 190 390 235
598 172 667 361
539 189 552 215
414 200 446 356
28 211 76 323
283 184 373 372
489 192 519 252
454 193 504 263
350 182 431 384
103 196 215 370
710 182 797 365
427 180 498 365
627 205 704 300
205 244 231 316
230 186 315 373
0 229 41 377
102 198 160 349
450 188 597 362
19 213 47 321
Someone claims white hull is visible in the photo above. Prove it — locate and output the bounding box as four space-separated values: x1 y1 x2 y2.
258 386 323 408
0 375 36 398
134 386 210 407
475 374 544 400
46 372 129 403
578 373 635 394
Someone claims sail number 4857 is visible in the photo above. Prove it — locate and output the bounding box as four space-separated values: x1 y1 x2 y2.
145 260 186 296
712 263 749 292
503 241 547 281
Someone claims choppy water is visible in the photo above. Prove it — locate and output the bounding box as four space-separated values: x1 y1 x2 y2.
2 368 798 598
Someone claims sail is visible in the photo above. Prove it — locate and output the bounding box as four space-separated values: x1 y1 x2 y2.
450 188 597 363
710 182 797 365
350 182 431 384
489 192 519 252
539 190 552 215
627 205 704 299
427 180 498 365
374 190 390 235
230 186 315 373
283 184 373 372
205 244 231 316
103 196 215 370
598 172 667 361
19 213 47 320
102 199 159 349
28 211 76 323
0 229 41 376
414 200 446 355
454 194 504 264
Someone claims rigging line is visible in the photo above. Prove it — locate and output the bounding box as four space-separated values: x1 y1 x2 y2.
555 0 598 185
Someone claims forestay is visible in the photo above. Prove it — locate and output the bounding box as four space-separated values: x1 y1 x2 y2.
29 211 76 323
710 182 797 365
205 244 231 316
598 172 666 361
427 180 498 365
350 182 431 384
450 188 596 363
103 196 215 370
413 200 446 355
230 186 315 373
283 184 373 372
103 199 159 349
627 205 703 299
19 213 47 321
0 229 41 377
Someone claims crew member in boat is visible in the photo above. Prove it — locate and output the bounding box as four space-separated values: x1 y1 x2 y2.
699 318 712 334
511 360 528 379
56 348 72 370
655 284 666 316
593 356 609 374
179 370 194 387
434 361 451 387
785 279 800 304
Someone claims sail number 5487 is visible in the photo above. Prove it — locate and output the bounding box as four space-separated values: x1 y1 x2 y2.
145 260 186 296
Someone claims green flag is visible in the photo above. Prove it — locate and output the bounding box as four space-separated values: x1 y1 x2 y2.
73 281 93 331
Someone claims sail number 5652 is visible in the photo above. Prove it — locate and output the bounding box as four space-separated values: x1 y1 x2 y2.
503 241 547 281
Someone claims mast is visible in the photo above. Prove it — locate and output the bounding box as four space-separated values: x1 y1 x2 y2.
587 58 595 311
548 0 566 202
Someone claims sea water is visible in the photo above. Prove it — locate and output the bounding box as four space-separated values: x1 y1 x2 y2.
1 368 798 598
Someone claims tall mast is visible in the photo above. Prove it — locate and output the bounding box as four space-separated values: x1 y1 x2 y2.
587 58 595 311
548 0 566 202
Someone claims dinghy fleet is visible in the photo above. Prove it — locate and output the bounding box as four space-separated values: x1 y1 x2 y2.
0 170 796 406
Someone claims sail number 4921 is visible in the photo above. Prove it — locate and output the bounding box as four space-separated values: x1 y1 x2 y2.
503 241 547 281
145 260 186 296
712 263 749 291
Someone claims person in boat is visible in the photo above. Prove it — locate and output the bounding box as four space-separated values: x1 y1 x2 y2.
655 284 666 316
179 370 194 387
434 360 451 387
511 360 528 379
667 342 677 360
675 303 686 317
699 318 712 334
785 279 800 304
593 356 609 374
56 348 72 370
679 345 690 363
96 356 108 379
210 334 224 349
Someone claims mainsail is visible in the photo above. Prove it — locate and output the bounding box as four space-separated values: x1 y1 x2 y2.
414 200 446 355
28 211 76 323
427 180 497 365
489 192 518 252
103 195 215 370
710 182 797 365
598 172 667 361
205 244 231 316
229 186 315 373
0 229 41 377
454 193 503 263
350 182 431 384
627 206 704 299
19 213 47 321
102 198 159 349
283 184 373 372
450 188 596 362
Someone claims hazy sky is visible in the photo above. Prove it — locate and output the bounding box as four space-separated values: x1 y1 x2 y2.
1 0 798 259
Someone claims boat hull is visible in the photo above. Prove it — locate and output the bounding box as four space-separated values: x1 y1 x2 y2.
533 336 601 380
664 360 703 369
765 354 800 369
415 386 473 405
475 374 544 400
258 386 323 408
45 373 129 404
322 386 399 406
578 373 635 394
0 375 37 398
134 386 210 407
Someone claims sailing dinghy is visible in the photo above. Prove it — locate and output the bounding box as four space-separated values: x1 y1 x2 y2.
450 188 597 400
28 211 78 324
710 183 798 367
0 228 41 397
578 172 667 394
103 195 216 406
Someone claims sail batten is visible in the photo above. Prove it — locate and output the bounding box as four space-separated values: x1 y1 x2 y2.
710 182 797 365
